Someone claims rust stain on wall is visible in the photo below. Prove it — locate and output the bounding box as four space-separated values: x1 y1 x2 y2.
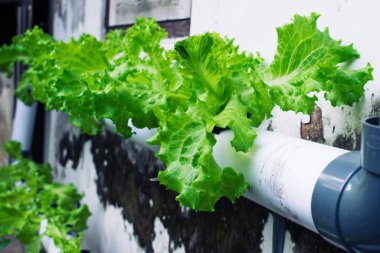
300 106 325 143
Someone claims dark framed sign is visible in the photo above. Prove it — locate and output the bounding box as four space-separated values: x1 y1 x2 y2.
106 0 191 37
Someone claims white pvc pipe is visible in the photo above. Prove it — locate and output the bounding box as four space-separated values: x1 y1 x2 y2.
11 100 37 152
104 120 348 232
213 129 348 232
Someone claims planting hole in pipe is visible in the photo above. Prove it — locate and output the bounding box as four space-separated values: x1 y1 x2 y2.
364 116 379 126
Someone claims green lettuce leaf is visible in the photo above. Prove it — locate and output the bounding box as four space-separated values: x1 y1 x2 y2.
0 27 52 74
214 95 257 152
148 108 249 211
0 141 91 253
173 33 266 152
96 17 181 135
262 13 373 113
0 14 373 212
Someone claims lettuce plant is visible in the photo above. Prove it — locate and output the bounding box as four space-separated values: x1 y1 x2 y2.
0 13 373 211
0 141 90 252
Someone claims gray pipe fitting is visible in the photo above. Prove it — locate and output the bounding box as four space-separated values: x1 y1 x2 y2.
311 116 380 253
362 116 380 175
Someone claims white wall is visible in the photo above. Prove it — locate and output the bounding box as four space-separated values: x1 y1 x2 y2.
52 0 104 40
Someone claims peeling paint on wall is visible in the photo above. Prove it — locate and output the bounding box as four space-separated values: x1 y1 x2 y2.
48 110 353 253
53 124 270 252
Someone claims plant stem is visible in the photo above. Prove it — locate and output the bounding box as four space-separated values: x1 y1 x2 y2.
166 92 190 101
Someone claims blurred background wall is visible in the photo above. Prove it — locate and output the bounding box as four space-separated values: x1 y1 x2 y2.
0 1 17 167
0 74 13 167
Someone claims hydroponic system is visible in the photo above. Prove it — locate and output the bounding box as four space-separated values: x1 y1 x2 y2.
0 12 379 253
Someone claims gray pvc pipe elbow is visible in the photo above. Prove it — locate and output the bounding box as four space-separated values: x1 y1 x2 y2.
362 116 380 175
311 116 380 253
